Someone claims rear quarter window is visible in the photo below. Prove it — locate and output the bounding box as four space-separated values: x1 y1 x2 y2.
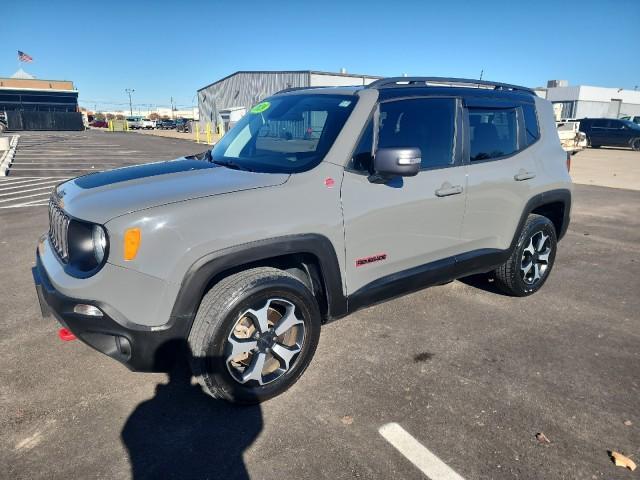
469 107 518 161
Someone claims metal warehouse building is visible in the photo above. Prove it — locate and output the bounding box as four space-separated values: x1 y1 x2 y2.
197 70 381 129
536 80 640 119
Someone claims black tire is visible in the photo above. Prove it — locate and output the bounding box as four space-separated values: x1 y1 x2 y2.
188 267 321 404
494 214 557 297
631 138 640 151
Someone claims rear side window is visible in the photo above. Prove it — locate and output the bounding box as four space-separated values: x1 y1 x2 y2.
469 108 518 161
522 103 540 145
378 98 456 169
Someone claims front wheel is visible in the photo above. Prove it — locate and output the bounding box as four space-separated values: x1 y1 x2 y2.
494 214 557 296
631 138 640 151
188 267 321 404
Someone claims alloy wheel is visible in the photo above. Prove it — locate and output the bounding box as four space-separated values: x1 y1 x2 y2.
225 298 305 386
520 231 552 286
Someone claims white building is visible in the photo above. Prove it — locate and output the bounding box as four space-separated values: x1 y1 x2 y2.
536 80 640 119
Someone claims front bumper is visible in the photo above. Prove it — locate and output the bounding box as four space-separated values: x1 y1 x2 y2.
32 252 187 372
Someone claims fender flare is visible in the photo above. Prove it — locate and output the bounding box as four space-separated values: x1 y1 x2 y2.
511 188 572 249
168 234 347 333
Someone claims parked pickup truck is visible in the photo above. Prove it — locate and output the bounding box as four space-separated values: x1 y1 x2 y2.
140 119 156 130
556 119 587 155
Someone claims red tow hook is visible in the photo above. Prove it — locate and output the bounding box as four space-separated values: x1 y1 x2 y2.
58 328 76 341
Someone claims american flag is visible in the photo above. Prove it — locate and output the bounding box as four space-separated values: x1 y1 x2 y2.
18 50 33 63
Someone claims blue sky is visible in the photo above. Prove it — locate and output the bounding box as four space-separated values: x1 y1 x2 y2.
2 0 639 111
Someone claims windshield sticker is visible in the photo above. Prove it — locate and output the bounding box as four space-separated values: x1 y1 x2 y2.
250 101 271 114
338 100 352 107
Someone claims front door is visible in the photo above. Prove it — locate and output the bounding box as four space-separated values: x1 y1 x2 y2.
341 97 467 295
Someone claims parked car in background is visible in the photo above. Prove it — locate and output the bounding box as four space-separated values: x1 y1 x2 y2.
90 120 109 128
578 118 640 151
157 119 176 129
140 119 156 130
176 118 198 133
620 115 640 125
176 118 193 133
0 111 7 133
126 117 143 130
556 120 587 155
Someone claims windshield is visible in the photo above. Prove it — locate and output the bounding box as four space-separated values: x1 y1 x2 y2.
210 94 357 173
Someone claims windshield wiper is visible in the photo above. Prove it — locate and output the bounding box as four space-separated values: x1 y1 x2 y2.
212 159 253 172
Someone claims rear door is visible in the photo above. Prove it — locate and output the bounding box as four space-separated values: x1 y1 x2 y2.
461 97 540 253
341 97 467 294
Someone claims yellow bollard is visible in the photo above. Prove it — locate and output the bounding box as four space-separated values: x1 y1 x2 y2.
206 122 212 145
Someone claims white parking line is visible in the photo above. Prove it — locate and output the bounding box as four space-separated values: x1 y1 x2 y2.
0 185 56 197
0 180 61 192
0 191 52 203
379 423 465 480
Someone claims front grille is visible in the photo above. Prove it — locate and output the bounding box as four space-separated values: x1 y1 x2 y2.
48 199 71 262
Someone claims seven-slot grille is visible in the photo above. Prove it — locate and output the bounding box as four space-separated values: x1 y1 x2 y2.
48 200 71 262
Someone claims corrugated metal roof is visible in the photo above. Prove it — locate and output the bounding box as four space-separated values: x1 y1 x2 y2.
198 70 383 92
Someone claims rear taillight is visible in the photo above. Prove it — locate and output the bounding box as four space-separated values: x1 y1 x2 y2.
566 152 571 172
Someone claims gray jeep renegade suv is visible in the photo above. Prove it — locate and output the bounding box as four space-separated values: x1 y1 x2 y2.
33 77 572 403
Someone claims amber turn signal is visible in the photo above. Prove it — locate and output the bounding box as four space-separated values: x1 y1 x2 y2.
123 228 141 261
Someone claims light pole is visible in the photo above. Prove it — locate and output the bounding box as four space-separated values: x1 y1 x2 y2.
125 88 135 116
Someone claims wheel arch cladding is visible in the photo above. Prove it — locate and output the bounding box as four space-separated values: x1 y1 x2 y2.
169 234 347 334
516 189 571 246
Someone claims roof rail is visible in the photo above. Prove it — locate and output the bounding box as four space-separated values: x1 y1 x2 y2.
366 77 534 94
274 86 314 95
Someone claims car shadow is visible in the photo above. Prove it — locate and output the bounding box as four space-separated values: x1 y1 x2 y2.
121 343 262 480
591 146 635 151
458 272 506 295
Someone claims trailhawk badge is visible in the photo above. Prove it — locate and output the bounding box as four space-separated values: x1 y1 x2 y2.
355 253 387 268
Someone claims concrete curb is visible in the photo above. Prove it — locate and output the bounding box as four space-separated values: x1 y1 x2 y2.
0 135 20 176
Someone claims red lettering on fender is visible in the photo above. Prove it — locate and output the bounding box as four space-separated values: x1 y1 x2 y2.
355 253 387 268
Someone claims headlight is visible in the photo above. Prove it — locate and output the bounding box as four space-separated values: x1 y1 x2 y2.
92 225 107 263
66 220 109 275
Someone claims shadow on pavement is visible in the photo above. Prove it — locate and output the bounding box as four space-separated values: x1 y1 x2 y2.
121 345 262 480
458 273 506 295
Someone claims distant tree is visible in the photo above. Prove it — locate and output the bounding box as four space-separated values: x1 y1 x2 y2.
116 114 125 120
105 113 115 120
95 113 106 121
161 115 170 120
149 112 160 120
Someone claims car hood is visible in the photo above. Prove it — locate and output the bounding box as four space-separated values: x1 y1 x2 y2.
53 156 289 224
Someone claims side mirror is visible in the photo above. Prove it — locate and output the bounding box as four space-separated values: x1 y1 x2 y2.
370 147 421 182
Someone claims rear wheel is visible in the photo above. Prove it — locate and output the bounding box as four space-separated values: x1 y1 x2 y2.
188 267 321 404
494 214 557 296
631 138 640 151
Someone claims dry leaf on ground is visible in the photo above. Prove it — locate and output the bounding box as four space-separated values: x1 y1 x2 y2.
341 415 354 425
609 451 636 471
535 432 551 444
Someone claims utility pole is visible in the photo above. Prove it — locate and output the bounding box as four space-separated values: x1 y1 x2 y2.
125 88 135 116
479 69 484 81
170 97 175 119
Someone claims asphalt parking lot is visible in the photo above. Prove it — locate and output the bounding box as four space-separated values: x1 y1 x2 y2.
1 132 638 479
